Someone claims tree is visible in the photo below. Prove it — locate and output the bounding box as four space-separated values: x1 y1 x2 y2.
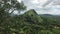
0 0 26 14
0 0 26 34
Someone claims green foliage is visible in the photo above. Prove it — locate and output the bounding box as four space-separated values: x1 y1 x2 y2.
0 0 26 14
38 30 53 34
0 0 26 34
0 7 60 34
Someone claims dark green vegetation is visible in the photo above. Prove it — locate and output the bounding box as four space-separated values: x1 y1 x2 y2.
0 0 60 34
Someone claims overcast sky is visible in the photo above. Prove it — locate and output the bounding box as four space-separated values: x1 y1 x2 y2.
18 0 60 15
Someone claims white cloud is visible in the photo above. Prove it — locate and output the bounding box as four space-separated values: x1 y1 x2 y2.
51 0 60 5
17 0 22 3
31 0 39 4
22 0 47 9
17 0 60 15
13 10 18 14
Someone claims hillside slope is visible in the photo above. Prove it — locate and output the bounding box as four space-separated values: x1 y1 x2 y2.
0 9 60 34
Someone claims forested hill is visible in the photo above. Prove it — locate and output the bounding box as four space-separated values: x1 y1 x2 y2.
0 9 60 34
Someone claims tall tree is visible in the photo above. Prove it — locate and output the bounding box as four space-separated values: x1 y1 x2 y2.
0 0 26 14
0 0 26 22
0 0 26 34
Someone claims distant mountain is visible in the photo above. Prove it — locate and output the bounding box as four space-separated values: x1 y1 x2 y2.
39 14 53 17
39 14 60 18
42 14 53 16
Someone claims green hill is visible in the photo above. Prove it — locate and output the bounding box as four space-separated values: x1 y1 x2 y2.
0 9 60 34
